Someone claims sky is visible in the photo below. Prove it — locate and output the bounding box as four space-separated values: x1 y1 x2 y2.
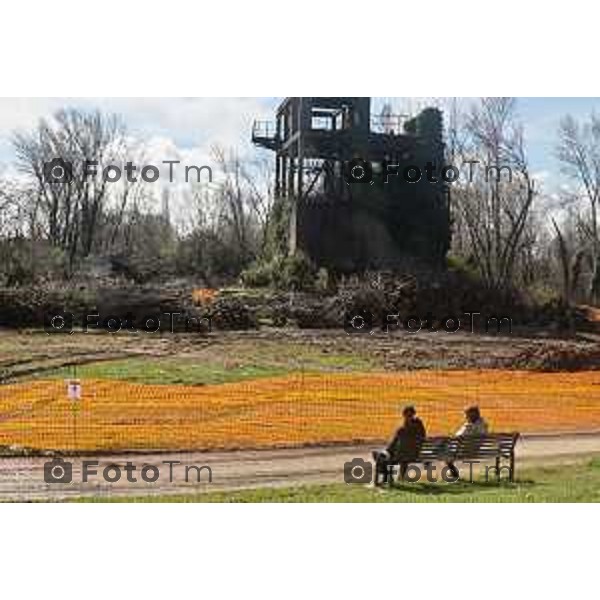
0 97 599 197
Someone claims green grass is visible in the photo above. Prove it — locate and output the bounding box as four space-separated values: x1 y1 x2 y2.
74 459 600 502
47 357 291 386
1 328 379 385
42 343 375 385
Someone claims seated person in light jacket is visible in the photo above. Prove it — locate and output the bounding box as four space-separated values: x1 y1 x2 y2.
446 405 489 478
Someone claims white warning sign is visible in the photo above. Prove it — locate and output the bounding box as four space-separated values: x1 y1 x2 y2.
67 379 81 401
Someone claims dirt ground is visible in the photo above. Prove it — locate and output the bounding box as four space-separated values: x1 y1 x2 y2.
2 326 600 383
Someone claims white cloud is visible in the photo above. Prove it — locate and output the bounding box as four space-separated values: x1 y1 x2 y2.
0 96 276 205
0 98 280 228
0 97 276 166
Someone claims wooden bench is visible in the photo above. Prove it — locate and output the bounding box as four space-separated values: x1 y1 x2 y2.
373 433 520 485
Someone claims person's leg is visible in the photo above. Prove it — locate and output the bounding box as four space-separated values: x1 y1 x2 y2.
382 461 390 484
399 462 408 481
386 461 396 484
380 457 396 484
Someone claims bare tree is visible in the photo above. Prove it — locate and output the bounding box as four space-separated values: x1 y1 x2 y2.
552 217 585 306
13 108 126 268
0 179 19 236
0 177 38 238
452 98 537 291
556 113 600 302
104 141 148 252
211 145 272 260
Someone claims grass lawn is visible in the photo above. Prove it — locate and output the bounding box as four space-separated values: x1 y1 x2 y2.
48 357 291 386
75 459 600 502
41 345 376 386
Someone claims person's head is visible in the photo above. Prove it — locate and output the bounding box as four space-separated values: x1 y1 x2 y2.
402 405 416 422
465 405 481 423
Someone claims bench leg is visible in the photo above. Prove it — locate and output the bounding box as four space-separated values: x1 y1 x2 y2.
510 452 515 482
374 461 382 486
447 461 459 479
495 457 501 482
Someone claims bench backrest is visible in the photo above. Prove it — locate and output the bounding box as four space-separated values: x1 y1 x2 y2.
394 433 519 462
453 433 519 460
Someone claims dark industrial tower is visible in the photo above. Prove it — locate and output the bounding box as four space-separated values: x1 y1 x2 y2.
252 97 451 272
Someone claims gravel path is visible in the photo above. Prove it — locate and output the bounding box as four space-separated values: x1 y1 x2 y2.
2 431 600 501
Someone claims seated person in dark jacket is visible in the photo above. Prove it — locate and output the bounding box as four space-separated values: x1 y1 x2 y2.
373 405 427 484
